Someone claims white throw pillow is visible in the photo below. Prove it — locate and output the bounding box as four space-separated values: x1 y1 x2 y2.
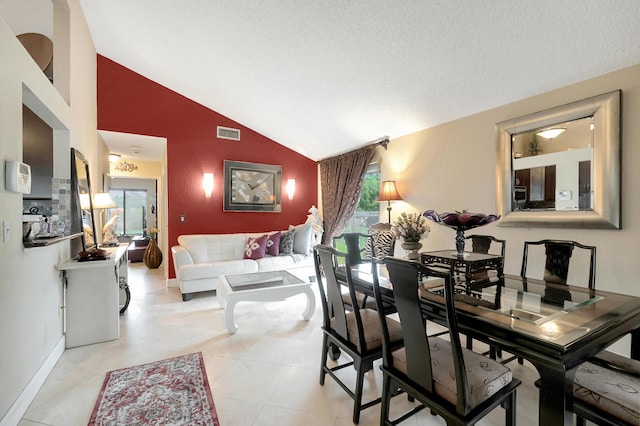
290 223 313 254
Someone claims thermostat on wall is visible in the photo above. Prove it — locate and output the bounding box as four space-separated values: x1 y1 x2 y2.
5 160 31 194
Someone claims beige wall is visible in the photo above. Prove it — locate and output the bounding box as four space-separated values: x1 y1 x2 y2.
0 0 102 422
382 63 640 296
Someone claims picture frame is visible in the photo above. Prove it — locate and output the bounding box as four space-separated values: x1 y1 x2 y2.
224 160 282 212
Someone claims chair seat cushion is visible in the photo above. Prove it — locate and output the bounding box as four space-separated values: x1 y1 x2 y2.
391 336 513 410
574 353 640 424
331 308 402 351
342 291 369 309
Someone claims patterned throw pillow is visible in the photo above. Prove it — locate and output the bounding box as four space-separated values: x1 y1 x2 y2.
364 230 396 258
279 229 295 255
266 232 281 256
244 234 269 260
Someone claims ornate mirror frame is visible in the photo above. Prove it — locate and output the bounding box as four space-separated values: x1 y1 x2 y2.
496 90 620 229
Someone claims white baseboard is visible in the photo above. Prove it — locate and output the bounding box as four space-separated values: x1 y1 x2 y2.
0 336 65 426
166 278 178 288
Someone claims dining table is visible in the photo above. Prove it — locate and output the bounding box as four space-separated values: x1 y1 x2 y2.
348 260 640 426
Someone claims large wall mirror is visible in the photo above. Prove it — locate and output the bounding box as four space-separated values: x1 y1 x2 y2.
70 148 98 250
496 90 620 229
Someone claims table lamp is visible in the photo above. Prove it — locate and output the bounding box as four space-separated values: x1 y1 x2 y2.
377 180 403 223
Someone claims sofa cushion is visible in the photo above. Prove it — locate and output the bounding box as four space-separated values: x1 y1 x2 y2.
280 229 295 255
177 259 258 281
290 223 313 254
266 232 281 256
178 234 247 263
244 234 268 259
256 253 311 271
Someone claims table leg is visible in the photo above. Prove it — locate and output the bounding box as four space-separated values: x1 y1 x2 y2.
534 363 577 426
301 287 316 320
224 298 238 334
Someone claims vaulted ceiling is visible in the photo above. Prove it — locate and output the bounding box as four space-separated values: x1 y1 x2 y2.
3 1 640 161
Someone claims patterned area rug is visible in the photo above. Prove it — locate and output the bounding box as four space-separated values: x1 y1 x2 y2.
89 352 219 425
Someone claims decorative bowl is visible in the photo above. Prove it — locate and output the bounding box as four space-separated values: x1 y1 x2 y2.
423 210 501 256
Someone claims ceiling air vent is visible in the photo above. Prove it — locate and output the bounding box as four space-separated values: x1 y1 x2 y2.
217 126 240 141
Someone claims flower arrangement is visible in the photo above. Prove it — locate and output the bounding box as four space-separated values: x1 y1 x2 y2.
145 227 159 239
392 212 430 243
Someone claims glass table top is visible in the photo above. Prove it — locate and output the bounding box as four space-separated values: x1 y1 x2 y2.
225 270 304 291
351 263 640 347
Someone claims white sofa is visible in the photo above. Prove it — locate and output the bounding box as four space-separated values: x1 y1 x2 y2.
171 224 320 301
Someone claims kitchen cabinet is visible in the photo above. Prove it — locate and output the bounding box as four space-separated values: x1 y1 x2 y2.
57 244 128 348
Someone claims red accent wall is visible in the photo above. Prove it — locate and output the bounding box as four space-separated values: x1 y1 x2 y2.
96 55 318 278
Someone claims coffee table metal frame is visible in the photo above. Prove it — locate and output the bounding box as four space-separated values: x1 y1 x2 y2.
218 269 316 334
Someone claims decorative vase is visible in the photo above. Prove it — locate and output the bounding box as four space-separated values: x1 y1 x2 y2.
401 241 422 260
144 238 163 269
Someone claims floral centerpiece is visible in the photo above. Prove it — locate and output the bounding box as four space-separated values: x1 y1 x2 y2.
392 212 430 242
392 212 430 259
423 210 500 257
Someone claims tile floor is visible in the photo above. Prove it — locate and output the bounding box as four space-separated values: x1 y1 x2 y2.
20 263 544 426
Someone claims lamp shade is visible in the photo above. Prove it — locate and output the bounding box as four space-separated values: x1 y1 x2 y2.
108 153 121 162
79 193 91 210
92 192 118 209
377 181 403 202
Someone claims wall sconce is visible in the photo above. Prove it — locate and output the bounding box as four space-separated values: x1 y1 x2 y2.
108 153 121 162
286 178 296 200
377 180 403 223
203 173 214 198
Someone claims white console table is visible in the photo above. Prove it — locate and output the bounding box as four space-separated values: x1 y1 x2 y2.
57 244 128 348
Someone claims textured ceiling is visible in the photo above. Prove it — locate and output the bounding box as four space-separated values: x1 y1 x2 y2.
3 1 640 161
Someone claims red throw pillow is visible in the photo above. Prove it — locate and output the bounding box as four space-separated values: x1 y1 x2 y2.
266 232 281 256
244 234 269 260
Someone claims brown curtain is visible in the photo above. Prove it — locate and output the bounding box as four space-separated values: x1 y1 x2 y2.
319 145 376 244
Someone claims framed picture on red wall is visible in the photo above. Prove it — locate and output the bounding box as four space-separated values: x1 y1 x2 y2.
224 160 282 212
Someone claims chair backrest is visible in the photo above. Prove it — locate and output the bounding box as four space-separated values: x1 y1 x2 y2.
520 239 596 289
314 245 368 352
465 234 506 257
377 257 473 414
332 232 369 266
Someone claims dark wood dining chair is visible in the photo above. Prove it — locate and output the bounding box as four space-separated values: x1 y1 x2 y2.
373 257 521 426
572 350 640 426
520 239 596 289
313 245 404 424
332 232 369 266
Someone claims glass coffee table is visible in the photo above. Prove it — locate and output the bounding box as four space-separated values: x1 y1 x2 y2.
218 269 316 334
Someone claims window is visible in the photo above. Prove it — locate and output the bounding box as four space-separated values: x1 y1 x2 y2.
342 164 380 233
108 189 147 236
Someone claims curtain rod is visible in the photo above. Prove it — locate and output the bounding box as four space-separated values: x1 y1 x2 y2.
317 136 391 164
372 136 390 150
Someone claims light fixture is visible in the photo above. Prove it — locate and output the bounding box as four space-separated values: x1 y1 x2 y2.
286 179 296 200
536 127 566 139
203 173 214 198
108 153 121 162
377 180 403 223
